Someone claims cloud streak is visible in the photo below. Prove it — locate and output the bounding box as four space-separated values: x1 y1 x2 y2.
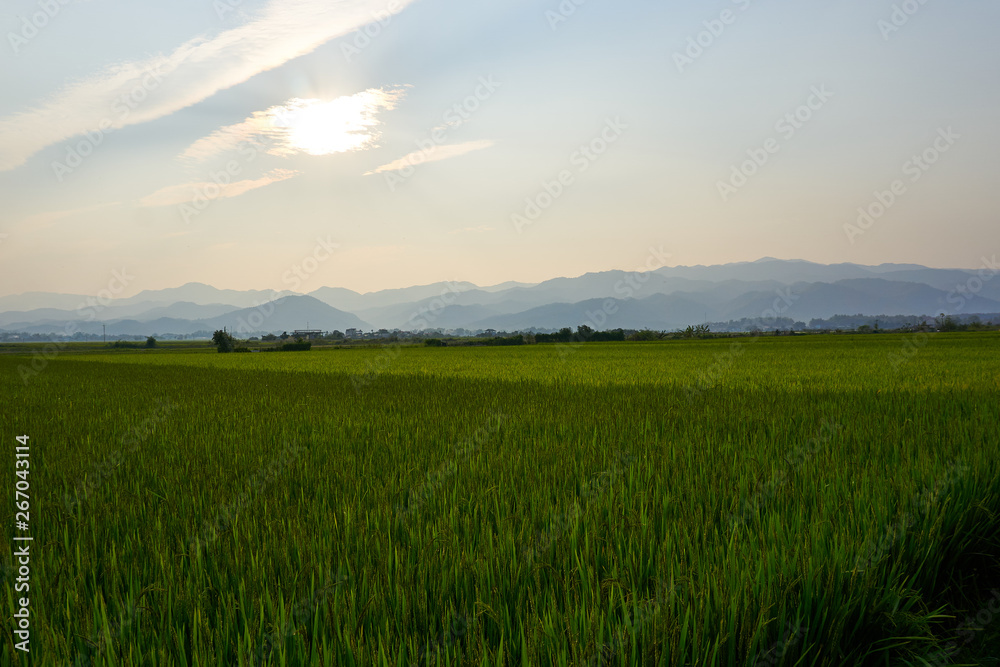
179 88 406 163
12 202 123 232
0 0 416 171
365 139 495 174
138 169 299 208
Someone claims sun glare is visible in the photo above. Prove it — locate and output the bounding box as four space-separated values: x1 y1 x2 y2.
265 89 401 156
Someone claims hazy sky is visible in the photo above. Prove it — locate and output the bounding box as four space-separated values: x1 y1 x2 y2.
1 0 998 298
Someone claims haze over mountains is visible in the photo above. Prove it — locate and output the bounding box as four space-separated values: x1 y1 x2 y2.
3 259 998 337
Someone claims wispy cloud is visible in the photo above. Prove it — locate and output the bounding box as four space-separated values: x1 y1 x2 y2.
365 140 495 175
179 88 406 162
13 202 123 231
0 0 416 171
138 169 299 208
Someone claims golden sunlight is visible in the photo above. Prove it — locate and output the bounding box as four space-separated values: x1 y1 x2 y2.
266 89 403 156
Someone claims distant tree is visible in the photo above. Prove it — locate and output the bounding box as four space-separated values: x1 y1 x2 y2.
935 314 961 332
262 333 278 342
212 329 235 353
145 336 157 348
629 330 661 342
280 331 289 340
577 324 594 340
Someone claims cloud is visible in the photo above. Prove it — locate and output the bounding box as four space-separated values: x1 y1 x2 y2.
0 0 417 171
364 139 495 174
179 88 406 162
138 169 299 208
12 202 123 231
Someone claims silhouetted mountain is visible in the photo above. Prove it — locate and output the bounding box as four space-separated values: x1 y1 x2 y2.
468 293 713 331
3 259 998 335
0 301 240 328
203 296 369 334
118 282 297 308
309 281 480 311
134 301 241 321
0 291 89 312
464 278 1000 332
3 296 368 336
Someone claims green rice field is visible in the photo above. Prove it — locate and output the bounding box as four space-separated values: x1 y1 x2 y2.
2 333 999 665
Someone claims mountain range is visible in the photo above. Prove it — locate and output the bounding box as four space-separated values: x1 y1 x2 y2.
3 258 997 336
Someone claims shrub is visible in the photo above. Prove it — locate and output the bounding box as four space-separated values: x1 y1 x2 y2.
212 330 236 353
629 330 662 342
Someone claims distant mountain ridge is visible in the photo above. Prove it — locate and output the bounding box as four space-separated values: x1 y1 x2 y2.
2 259 996 336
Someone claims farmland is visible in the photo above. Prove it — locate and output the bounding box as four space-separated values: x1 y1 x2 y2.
2 333 999 665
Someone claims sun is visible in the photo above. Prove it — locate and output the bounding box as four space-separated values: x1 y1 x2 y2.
266 90 401 157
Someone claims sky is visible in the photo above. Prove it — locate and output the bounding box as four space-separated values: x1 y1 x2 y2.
1 0 999 298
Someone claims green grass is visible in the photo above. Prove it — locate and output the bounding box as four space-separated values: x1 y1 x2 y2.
2 334 999 665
